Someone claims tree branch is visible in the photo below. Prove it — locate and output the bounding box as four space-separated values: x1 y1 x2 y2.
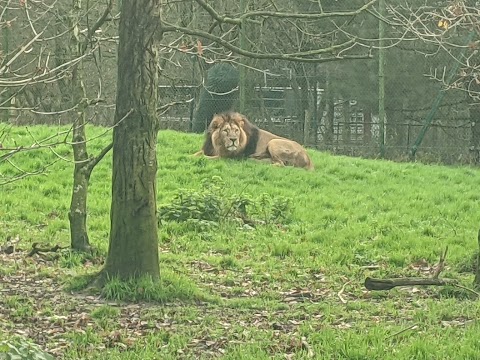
85 0 114 47
86 142 113 173
193 0 378 25
162 23 372 63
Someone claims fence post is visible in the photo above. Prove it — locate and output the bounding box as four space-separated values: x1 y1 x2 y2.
238 0 248 113
378 0 386 158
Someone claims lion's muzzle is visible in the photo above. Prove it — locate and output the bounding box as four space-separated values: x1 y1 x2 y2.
226 138 239 151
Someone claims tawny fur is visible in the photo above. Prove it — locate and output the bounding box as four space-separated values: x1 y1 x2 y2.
194 112 314 170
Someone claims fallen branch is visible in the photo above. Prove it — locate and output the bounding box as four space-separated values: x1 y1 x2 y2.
364 276 458 291
365 246 459 291
27 243 68 257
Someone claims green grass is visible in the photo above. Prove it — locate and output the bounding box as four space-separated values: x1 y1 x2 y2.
1 124 480 359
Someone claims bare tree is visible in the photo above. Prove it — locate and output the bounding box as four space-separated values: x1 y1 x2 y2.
388 1 480 161
55 0 115 252
387 0 480 285
387 1 479 100
0 0 119 251
0 0 73 184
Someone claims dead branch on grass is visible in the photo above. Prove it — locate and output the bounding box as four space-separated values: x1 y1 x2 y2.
364 246 479 298
364 276 458 291
27 243 68 257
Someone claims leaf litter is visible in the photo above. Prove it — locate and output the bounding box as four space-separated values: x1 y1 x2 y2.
1 248 478 359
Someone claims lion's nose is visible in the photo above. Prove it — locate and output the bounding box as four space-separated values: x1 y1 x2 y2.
230 138 237 144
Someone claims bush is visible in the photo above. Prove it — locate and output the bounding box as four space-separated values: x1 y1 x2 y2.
0 339 54 360
158 176 293 228
192 63 239 133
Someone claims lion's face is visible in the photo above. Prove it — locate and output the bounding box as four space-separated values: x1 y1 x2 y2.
218 122 242 152
209 113 248 157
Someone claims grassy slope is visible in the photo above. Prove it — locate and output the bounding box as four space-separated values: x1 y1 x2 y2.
1 124 480 359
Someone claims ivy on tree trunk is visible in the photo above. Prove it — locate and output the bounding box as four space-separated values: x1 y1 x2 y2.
101 0 161 281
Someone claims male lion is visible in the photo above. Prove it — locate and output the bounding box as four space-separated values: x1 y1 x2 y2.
194 112 314 170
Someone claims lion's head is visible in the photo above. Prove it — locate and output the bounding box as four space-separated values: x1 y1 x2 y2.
204 112 253 158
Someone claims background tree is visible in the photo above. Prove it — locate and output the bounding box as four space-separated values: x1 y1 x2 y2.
158 0 376 136
386 0 478 161
0 0 118 250
54 0 115 251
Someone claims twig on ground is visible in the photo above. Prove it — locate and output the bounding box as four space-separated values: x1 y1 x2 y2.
451 284 480 298
386 324 418 339
432 246 448 279
337 280 351 304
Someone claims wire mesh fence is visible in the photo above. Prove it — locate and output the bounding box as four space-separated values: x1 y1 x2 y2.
159 76 476 165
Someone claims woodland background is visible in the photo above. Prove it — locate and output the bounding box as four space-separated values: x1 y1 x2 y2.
1 0 479 164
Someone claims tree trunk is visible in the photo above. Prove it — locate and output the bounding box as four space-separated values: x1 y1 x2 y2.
474 230 480 288
55 0 105 251
469 86 480 165
56 0 93 252
102 0 161 281
68 66 91 251
324 73 335 148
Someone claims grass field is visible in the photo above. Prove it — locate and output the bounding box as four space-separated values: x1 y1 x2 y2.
1 124 480 359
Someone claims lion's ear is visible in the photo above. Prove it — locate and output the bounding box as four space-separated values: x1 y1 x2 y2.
230 112 245 128
209 114 223 130
240 115 251 129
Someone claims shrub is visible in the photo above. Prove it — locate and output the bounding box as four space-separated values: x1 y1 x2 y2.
0 339 54 360
158 176 293 228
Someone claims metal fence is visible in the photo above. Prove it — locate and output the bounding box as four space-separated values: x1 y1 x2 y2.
159 84 475 165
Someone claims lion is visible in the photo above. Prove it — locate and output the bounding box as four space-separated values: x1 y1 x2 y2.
194 112 314 170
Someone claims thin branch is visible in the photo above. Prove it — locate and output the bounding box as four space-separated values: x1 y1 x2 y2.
0 31 44 75
162 23 372 63
0 159 59 186
193 0 378 25
337 280 351 304
432 246 448 279
84 0 113 51
86 142 112 173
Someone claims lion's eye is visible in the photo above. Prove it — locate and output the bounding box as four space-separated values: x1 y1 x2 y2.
222 129 229 133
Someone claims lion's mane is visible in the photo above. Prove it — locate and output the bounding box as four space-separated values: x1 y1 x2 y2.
200 112 259 158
